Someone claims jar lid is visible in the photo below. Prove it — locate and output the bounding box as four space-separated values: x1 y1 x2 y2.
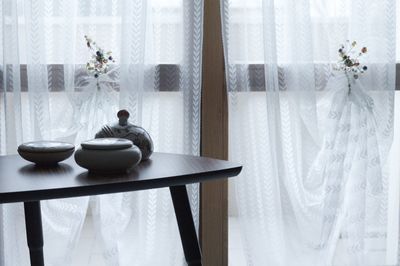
18 141 75 153
81 138 133 150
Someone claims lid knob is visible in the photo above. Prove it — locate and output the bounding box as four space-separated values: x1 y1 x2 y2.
117 109 130 126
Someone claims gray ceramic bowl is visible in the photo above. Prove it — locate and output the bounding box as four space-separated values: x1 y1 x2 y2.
18 141 75 165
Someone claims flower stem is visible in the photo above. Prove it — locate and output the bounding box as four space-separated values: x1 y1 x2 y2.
345 72 351 94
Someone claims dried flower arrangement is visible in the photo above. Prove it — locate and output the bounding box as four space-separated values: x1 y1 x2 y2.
334 40 368 93
84 35 115 80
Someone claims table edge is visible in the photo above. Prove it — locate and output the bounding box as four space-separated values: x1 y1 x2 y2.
0 165 242 204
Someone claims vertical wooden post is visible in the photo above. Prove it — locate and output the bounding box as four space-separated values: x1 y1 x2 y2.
200 0 228 265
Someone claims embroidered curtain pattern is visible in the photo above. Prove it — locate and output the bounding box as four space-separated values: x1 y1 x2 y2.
0 0 203 265
222 0 397 265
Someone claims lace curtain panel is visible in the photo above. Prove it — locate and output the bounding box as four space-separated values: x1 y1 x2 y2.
0 0 203 265
222 0 397 265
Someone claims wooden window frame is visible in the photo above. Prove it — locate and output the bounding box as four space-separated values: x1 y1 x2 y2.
200 0 229 265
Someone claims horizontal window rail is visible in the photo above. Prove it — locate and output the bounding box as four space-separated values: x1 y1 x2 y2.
0 64 181 92
1 63 400 92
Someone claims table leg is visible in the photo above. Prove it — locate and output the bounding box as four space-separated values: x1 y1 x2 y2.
24 201 44 266
170 185 202 266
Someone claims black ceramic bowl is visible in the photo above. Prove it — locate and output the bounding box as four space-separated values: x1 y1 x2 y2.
18 141 75 165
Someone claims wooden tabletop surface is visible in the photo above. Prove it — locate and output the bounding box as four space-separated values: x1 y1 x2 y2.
0 152 242 204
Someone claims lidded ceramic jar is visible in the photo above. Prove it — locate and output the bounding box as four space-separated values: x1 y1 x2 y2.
95 110 153 160
74 138 142 173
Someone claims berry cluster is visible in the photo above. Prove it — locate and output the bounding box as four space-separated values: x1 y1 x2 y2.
334 40 367 80
84 35 115 79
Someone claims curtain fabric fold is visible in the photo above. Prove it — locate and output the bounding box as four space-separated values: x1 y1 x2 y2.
222 0 397 265
0 0 203 265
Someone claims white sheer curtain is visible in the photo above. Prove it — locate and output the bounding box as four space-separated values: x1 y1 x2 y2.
222 0 397 265
0 0 203 265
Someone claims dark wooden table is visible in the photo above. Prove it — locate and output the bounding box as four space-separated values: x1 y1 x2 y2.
0 152 241 266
